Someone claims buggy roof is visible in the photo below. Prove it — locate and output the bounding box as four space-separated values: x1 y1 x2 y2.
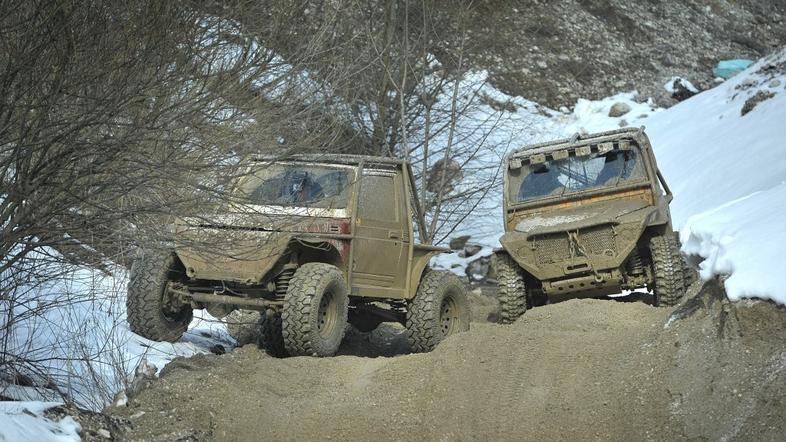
508 127 648 160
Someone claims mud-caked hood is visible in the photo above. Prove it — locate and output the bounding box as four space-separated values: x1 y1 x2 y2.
512 199 655 236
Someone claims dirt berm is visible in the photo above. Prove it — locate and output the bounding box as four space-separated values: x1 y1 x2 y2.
108 282 786 441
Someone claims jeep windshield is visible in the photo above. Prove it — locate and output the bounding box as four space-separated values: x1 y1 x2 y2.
509 148 646 203
240 163 352 209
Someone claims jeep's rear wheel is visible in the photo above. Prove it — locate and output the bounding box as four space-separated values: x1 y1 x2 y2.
650 235 686 307
127 250 193 342
282 263 348 357
493 252 528 324
406 270 470 353
258 310 287 358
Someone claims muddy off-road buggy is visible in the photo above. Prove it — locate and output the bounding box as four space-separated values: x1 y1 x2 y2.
493 128 688 323
127 155 470 356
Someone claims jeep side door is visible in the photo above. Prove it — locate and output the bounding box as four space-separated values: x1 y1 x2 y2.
351 166 409 298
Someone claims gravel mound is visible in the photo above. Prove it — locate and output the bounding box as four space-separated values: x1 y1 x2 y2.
106 282 786 441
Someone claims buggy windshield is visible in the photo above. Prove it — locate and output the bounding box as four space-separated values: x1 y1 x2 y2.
240 164 352 208
509 148 646 203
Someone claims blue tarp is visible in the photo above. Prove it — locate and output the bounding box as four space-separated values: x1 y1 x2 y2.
713 59 754 79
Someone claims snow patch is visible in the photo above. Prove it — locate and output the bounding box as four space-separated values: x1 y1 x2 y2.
2 259 234 410
680 182 786 304
664 76 699 94
431 246 494 279
550 91 662 136
0 401 81 442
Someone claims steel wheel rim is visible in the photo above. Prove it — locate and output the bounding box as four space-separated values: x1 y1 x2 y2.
317 289 338 338
440 294 460 337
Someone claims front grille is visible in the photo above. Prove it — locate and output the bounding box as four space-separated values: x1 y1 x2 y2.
532 225 617 265
534 234 571 264
582 226 617 255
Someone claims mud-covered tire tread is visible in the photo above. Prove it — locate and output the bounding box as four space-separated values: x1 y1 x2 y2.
258 312 287 357
674 232 698 288
650 235 685 307
282 263 348 357
493 253 528 324
406 270 470 353
127 250 192 342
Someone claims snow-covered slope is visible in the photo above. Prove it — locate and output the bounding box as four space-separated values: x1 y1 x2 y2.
647 51 786 227
648 50 786 304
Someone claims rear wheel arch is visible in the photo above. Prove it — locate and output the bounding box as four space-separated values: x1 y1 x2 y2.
266 240 347 284
290 240 345 268
407 250 441 298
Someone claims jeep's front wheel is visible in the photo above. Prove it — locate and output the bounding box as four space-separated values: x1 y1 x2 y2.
406 270 470 353
493 253 528 324
127 250 193 342
649 235 686 307
282 263 349 357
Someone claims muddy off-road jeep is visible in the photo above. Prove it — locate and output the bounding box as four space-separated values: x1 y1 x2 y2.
127 155 470 356
493 128 687 323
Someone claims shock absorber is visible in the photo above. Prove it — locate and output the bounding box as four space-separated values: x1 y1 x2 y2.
626 249 645 276
275 263 298 298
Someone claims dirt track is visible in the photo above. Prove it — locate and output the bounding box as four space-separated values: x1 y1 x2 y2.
109 281 786 441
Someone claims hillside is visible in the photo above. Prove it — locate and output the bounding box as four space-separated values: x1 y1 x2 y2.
456 0 786 107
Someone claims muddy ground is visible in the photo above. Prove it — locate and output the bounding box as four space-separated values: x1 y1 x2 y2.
106 280 786 441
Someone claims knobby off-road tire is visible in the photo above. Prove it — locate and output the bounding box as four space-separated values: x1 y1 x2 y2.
674 231 699 289
282 263 349 357
406 270 471 353
258 311 287 358
492 253 528 324
127 251 193 342
650 235 686 307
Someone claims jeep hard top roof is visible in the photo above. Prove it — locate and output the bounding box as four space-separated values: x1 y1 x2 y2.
251 153 406 167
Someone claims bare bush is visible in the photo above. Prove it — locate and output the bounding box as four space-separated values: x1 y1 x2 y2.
0 0 365 407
